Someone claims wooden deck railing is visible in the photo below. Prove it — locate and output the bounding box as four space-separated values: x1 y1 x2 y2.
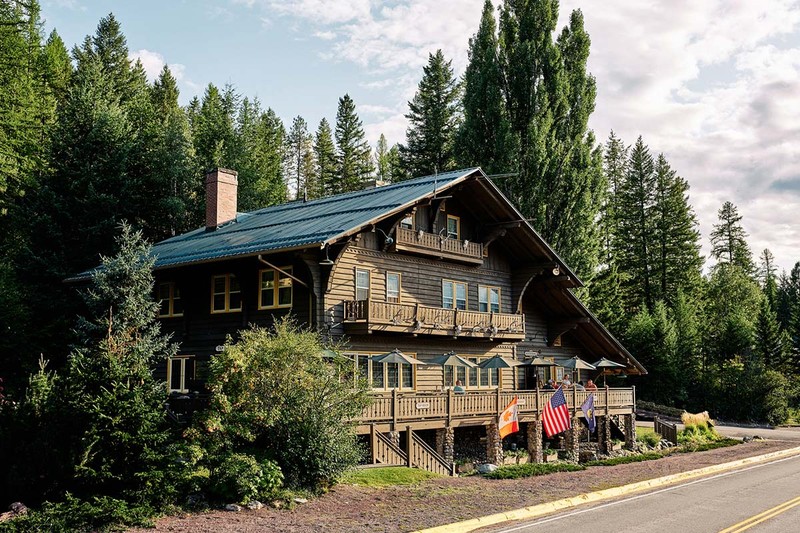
343 300 525 340
393 227 484 263
358 387 636 425
654 416 678 444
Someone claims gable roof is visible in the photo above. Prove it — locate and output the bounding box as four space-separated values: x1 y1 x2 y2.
147 168 477 270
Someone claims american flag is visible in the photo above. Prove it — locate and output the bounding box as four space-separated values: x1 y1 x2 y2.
542 386 571 437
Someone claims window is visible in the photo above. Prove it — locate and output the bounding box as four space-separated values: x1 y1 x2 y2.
355 268 371 301
386 272 401 303
168 356 195 393
259 267 293 309
442 280 467 310
446 215 460 240
211 274 242 313
157 282 183 317
479 285 501 313
351 352 415 390
400 214 413 229
442 357 498 389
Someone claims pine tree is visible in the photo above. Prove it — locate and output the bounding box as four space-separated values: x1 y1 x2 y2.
650 153 703 304
375 133 390 182
758 249 779 310
458 0 513 174
386 143 405 182
710 201 755 274
401 50 460 178
671 291 702 407
615 136 655 310
626 301 678 405
193 83 237 171
754 297 791 370
314 118 337 196
334 94 373 192
599 131 628 264
237 104 287 211
285 116 314 199
498 3 605 280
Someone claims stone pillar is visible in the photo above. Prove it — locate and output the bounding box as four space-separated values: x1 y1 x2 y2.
485 422 503 465
435 427 455 463
527 420 543 463
599 416 612 454
565 413 581 463
624 413 637 449
435 428 445 456
388 430 401 449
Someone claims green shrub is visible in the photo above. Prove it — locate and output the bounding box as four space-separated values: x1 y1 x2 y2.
677 438 740 453
2 494 156 532
637 401 684 418
483 463 584 480
637 431 662 447
210 453 283 504
760 370 790 425
340 467 438 487
584 452 664 467
678 422 720 444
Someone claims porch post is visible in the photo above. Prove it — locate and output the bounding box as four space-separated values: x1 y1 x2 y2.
443 426 454 464
566 412 581 463
486 422 503 465
624 412 637 449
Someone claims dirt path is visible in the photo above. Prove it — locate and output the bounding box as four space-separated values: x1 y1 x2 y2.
130 439 798 533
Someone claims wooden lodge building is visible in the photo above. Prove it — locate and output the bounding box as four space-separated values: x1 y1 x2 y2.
143 167 646 473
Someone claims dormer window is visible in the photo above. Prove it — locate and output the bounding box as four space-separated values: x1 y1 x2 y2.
446 215 460 240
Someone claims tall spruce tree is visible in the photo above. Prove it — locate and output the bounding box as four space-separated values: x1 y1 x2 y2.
497 3 604 280
236 103 287 211
375 133 390 182
458 0 512 174
285 115 314 199
758 248 779 310
615 136 655 310
193 83 237 171
400 50 460 178
334 94 373 192
314 118 337 196
599 131 628 263
754 297 791 370
650 153 702 304
710 201 755 274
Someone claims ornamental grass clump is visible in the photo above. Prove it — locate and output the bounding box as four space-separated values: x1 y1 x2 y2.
483 463 584 480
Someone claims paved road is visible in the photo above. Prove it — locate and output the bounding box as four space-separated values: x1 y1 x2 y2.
490 453 800 533
638 420 800 442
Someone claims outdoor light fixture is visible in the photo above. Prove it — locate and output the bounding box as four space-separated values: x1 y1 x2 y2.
372 227 394 245
319 244 334 266
552 264 560 276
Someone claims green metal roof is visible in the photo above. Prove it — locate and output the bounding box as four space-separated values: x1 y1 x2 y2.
149 168 479 269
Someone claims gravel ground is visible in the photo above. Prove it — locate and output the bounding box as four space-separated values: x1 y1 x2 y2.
129 439 798 533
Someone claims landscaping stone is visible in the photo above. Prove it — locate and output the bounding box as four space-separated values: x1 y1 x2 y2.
224 504 242 512
246 501 263 510
270 500 285 509
293 497 308 504
476 463 497 474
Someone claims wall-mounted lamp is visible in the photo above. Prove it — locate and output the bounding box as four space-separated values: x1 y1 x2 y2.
372 227 394 245
552 264 560 276
319 244 334 266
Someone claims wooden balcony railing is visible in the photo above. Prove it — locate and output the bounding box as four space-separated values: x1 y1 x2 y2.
392 227 484 264
358 387 636 427
343 299 525 340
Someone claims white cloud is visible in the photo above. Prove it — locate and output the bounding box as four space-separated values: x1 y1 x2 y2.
128 49 200 99
314 30 336 40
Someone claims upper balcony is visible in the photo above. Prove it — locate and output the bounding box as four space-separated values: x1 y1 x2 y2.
391 227 484 264
343 299 525 341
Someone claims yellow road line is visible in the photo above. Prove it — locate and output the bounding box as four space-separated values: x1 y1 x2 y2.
719 495 800 533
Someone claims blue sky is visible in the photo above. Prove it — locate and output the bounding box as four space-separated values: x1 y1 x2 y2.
40 0 800 273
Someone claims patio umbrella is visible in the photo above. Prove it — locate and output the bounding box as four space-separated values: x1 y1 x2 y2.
591 357 626 386
556 356 596 384
370 349 428 365
521 355 555 390
477 354 522 369
429 351 478 368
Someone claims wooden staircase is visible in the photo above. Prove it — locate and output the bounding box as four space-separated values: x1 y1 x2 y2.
370 425 455 476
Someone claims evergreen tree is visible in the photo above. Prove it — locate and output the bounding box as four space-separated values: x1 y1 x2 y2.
498 3 605 280
375 133 390 182
386 143 405 182
615 136 655 310
587 263 627 338
710 201 755 274
401 50 460 178
193 83 237 171
754 297 791 370
599 130 627 264
458 0 513 174
285 116 314 199
237 103 287 211
671 291 702 408
334 94 373 191
758 248 778 310
314 118 337 196
626 301 678 405
650 153 702 304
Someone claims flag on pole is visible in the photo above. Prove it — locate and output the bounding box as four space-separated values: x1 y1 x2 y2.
542 386 571 437
498 397 519 439
581 393 596 433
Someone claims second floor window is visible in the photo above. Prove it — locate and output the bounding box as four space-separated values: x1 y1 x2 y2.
158 282 183 317
479 285 501 313
386 272 400 303
168 355 195 394
400 214 413 229
355 268 370 301
259 267 293 309
211 274 242 313
446 215 460 240
442 280 467 310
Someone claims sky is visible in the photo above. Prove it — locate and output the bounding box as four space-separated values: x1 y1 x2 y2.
40 0 800 273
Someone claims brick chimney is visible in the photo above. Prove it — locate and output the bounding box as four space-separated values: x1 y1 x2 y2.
205 168 238 230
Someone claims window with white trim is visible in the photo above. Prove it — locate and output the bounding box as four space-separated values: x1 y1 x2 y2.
386 272 401 303
259 267 293 309
442 280 467 310
479 285 501 313
352 352 415 390
446 215 460 240
167 355 195 393
355 268 371 301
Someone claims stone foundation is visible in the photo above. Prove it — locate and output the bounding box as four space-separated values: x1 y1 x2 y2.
599 415 612 454
388 430 400 449
435 427 455 463
624 413 637 449
565 413 581 462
